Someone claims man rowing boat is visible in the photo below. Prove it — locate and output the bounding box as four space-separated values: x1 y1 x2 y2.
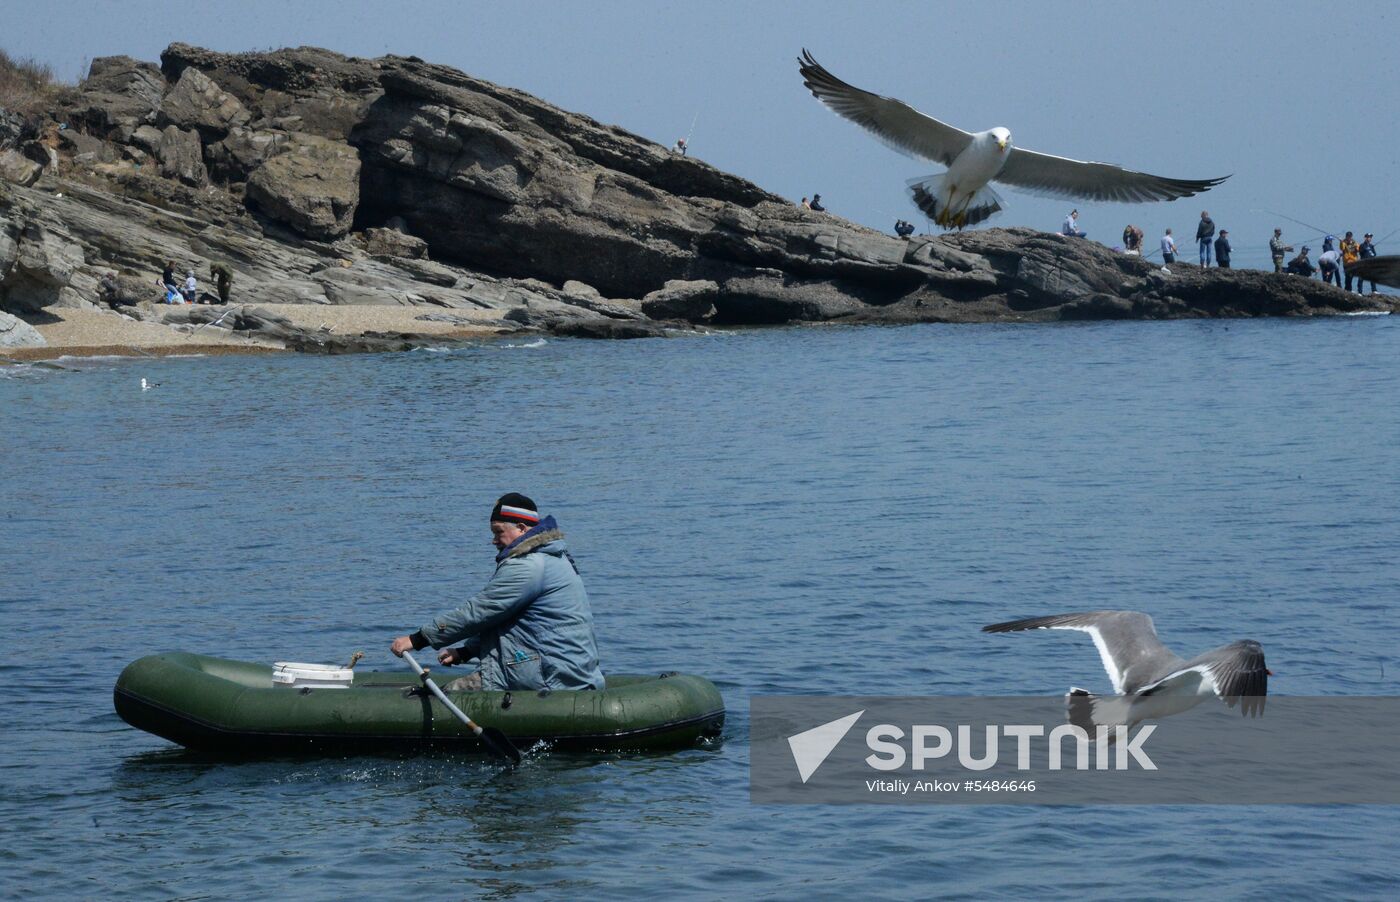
391 493 604 691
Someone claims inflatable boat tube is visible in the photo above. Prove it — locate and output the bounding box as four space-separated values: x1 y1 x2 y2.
114 652 725 755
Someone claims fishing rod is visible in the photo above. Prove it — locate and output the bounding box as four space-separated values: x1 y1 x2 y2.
685 111 698 145
1251 208 1335 237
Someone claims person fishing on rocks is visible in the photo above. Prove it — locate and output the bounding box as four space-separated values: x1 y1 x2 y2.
390 493 605 692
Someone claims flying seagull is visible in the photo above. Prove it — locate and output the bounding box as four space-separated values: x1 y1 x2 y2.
982 611 1269 731
798 50 1229 230
1346 254 1400 290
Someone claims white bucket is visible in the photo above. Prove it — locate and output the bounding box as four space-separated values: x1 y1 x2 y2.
272 661 355 689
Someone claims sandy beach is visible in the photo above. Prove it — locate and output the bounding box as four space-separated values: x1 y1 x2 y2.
1 303 509 361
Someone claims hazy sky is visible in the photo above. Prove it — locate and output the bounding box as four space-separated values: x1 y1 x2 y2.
7 1 1398 267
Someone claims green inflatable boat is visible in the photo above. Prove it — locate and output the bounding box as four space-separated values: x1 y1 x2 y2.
114 653 725 755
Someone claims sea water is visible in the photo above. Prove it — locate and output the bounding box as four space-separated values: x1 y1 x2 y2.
2 318 1398 898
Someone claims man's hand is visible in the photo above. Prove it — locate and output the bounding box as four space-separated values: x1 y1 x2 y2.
438 647 465 666
390 635 415 657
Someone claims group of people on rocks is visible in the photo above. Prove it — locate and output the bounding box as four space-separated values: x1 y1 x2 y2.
157 261 233 304
1281 231 1379 292
1115 211 1234 267
799 194 825 212
1074 209 1381 291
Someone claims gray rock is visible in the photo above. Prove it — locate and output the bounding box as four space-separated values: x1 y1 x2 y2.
641 279 720 321
0 310 46 348
0 109 25 149
205 127 290 184
158 67 251 140
129 125 164 155
245 133 360 240
1060 293 1135 320
59 130 118 164
0 150 42 187
562 279 601 299
69 56 164 137
365 226 427 259
0 221 84 312
156 126 208 186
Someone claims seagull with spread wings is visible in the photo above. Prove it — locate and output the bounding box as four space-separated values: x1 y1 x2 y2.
982 611 1269 732
798 50 1229 230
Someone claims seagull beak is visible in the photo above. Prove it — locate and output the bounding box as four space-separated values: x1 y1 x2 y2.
997 139 1008 151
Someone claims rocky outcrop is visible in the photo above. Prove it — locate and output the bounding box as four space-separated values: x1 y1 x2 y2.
69 56 163 141
364 225 426 259
156 125 207 186
0 149 41 186
157 67 251 140
0 310 45 348
2 41 1395 358
245 131 358 239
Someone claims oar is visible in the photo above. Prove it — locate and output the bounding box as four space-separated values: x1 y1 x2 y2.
401 652 522 764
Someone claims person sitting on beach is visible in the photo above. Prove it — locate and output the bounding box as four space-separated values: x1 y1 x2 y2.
390 493 604 692
1285 247 1315 277
809 193 825 212
161 261 178 293
895 219 915 239
800 196 811 210
181 270 198 303
1062 209 1086 238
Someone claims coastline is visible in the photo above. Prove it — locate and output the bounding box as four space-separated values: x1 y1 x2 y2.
1 303 508 361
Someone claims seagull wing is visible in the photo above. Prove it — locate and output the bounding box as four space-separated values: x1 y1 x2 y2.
1136 640 1269 716
1347 254 1400 289
798 49 973 167
996 146 1229 203
982 611 1180 695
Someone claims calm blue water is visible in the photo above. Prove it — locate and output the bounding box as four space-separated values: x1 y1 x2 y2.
3 318 1399 900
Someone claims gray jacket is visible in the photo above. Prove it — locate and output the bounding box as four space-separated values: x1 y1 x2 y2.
417 517 605 691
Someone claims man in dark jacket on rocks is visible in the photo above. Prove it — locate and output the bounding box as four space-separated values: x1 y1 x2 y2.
1356 233 1378 294
1196 211 1216 267
391 493 604 692
1214 230 1232 268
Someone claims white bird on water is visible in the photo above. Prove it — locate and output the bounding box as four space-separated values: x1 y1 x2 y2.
798 50 1228 230
140 377 158 391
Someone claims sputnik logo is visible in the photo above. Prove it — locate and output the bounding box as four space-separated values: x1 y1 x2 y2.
787 710 864 783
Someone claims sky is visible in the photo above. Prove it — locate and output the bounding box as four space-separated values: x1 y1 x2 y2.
6 0 1399 269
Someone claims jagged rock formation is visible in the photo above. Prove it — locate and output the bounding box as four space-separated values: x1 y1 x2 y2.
1 43 1393 354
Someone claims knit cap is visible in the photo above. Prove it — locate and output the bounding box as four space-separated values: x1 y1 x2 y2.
491 493 540 526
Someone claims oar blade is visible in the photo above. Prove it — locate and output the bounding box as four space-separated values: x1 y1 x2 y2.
479 726 523 764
